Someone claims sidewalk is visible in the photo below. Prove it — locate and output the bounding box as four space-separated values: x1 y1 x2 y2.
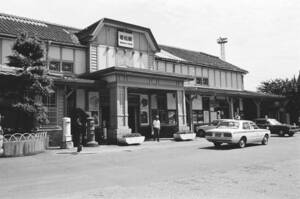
46 137 207 155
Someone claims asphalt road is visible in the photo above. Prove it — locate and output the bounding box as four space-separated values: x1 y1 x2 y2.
0 134 299 199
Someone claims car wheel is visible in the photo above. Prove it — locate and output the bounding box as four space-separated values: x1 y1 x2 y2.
279 130 285 137
288 132 294 137
238 138 246 148
262 135 269 145
198 130 206 137
213 142 222 147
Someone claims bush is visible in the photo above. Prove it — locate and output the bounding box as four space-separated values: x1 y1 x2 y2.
123 133 142 138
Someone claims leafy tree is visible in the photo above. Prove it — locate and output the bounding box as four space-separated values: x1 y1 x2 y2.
6 32 53 131
257 76 300 124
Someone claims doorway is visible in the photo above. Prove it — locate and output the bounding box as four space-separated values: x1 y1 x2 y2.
128 94 140 133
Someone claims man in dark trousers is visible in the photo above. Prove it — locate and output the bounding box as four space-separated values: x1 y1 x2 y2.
152 115 160 142
75 113 84 152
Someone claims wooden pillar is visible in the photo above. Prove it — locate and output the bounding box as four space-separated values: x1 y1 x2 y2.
107 84 131 142
226 97 234 119
253 99 262 118
176 90 189 131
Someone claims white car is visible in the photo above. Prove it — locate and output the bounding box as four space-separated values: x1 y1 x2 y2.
205 120 271 148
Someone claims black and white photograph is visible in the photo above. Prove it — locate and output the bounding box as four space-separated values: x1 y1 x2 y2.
0 0 299 198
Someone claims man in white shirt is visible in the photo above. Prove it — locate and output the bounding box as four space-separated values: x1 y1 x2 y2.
152 115 160 142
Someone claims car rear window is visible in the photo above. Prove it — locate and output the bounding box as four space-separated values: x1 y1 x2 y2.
217 121 239 129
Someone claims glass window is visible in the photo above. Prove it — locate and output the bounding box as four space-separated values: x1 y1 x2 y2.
49 61 60 71
218 121 240 129
242 122 250 130
42 93 57 126
192 110 204 124
203 78 209 86
62 62 74 72
196 78 202 85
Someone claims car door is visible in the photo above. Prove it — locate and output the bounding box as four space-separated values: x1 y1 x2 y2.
242 122 255 143
250 122 263 142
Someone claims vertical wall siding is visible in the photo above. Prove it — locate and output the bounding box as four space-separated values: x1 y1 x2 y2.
89 45 98 72
56 88 64 127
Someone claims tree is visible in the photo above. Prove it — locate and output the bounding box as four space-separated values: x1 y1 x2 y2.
6 32 53 132
257 76 300 124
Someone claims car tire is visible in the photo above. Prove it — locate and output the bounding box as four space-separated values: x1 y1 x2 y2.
262 135 269 145
288 132 294 137
279 130 285 137
198 130 206 137
238 138 246 148
213 142 222 147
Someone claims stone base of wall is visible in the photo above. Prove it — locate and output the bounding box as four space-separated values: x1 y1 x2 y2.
48 130 63 147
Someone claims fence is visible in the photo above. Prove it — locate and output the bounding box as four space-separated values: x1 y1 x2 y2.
2 132 47 157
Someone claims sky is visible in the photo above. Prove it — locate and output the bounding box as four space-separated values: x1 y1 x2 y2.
1 0 299 91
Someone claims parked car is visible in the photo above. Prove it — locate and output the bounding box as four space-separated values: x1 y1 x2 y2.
195 119 228 137
253 118 300 137
205 120 270 148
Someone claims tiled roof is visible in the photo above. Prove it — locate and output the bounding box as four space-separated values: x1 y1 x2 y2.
0 13 82 46
157 45 248 74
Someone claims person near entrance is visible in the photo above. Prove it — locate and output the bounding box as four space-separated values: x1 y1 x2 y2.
152 115 160 142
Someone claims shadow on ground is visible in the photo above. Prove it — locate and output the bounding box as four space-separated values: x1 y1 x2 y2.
199 143 262 150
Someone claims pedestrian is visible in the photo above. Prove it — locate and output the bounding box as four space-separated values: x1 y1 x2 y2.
75 113 84 152
152 115 160 142
234 112 241 120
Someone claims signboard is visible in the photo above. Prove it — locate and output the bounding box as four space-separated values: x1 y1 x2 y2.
118 31 134 48
88 92 99 111
140 95 149 126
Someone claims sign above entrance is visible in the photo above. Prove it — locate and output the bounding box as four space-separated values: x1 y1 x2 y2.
118 31 134 48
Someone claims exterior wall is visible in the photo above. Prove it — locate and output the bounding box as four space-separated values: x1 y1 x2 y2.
0 38 87 74
155 59 245 90
90 25 154 71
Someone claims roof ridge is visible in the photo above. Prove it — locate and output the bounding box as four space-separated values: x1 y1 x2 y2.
0 12 81 31
159 44 219 59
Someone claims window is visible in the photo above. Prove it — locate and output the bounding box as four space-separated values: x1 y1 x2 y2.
196 77 209 86
242 122 250 130
62 62 73 72
49 61 60 71
192 110 203 124
42 93 57 126
49 60 74 73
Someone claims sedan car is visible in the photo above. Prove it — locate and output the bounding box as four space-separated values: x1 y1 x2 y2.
195 119 227 137
205 120 270 148
254 118 300 137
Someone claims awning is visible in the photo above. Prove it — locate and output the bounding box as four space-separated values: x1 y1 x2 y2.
185 87 284 99
80 66 194 81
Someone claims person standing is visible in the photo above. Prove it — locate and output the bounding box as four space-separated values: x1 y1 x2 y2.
75 114 84 152
152 115 160 142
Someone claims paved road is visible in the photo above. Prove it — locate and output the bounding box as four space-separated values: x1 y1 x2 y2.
0 134 299 199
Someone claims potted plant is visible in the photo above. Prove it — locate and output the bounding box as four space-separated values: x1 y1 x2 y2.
173 130 196 141
118 133 145 145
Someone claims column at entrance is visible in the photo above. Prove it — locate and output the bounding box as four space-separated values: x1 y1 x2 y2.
176 90 189 131
253 99 262 118
226 97 234 119
108 84 131 142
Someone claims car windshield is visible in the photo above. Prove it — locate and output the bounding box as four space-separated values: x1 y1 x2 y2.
268 119 282 125
211 120 220 126
217 121 239 129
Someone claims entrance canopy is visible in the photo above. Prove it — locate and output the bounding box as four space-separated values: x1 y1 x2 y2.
80 66 193 90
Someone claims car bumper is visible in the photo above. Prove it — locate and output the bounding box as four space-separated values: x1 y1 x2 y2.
206 137 235 144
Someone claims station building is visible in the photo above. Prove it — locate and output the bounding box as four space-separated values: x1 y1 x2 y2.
0 13 283 145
